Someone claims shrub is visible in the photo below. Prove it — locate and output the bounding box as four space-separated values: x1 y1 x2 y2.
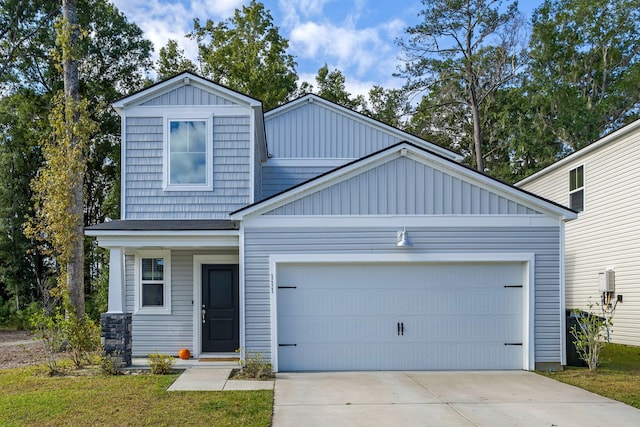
30 308 65 375
237 349 273 380
30 307 101 373
570 306 611 372
147 352 175 374
100 350 124 375
63 313 101 368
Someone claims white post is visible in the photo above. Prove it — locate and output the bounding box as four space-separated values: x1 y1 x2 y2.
107 247 126 313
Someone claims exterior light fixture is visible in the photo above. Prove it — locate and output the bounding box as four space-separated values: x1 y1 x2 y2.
396 228 413 248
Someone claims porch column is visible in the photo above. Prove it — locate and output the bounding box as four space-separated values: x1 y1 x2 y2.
102 247 132 367
107 247 125 313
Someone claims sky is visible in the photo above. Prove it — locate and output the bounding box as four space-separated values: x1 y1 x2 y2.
110 0 544 97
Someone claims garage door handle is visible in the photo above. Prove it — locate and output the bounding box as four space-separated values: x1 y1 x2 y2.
397 322 404 336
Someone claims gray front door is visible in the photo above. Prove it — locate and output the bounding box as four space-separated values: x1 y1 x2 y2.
202 264 239 353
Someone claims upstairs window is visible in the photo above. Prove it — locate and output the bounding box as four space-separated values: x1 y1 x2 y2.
569 165 584 212
164 117 212 191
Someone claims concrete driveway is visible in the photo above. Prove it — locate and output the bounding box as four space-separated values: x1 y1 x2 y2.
273 371 640 426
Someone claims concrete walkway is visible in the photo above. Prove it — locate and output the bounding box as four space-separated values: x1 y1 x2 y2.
167 367 274 391
273 371 640 427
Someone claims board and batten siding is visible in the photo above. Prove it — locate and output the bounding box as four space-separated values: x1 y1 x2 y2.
519 125 640 346
140 84 237 106
243 226 562 364
266 101 405 159
266 157 542 216
124 115 252 219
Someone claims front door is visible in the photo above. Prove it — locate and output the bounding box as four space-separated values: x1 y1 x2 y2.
202 264 239 353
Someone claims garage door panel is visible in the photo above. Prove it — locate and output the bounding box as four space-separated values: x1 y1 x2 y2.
277 263 524 371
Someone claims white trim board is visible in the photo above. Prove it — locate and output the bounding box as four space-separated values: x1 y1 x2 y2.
268 252 536 372
244 215 560 228
87 235 239 249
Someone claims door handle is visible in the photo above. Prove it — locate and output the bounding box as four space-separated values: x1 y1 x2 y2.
401 322 404 336
397 322 400 336
202 307 206 324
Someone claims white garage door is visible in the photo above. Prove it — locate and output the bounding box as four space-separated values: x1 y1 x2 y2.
276 262 524 371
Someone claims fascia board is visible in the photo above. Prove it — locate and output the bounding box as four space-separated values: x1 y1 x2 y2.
90 233 239 248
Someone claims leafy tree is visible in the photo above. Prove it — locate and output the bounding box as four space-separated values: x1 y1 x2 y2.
527 0 640 151
0 0 57 86
25 0 92 316
398 0 526 171
157 39 197 79
313 64 363 110
362 86 409 128
0 0 152 319
0 90 50 313
190 0 298 109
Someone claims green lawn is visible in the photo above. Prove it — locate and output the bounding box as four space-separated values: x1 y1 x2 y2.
542 343 640 409
0 366 272 426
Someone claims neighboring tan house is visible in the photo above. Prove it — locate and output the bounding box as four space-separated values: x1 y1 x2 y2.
86 72 577 372
517 119 640 347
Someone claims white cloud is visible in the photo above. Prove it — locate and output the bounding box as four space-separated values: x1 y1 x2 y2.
289 19 400 81
109 0 409 93
110 0 243 64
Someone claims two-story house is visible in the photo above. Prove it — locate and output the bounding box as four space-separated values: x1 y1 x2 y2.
518 119 640 347
87 72 576 372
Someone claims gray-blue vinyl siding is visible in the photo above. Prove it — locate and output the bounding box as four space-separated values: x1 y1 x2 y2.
140 85 237 106
126 250 237 356
125 252 191 355
266 102 405 159
266 157 542 215
243 226 562 364
124 115 251 219
261 165 335 198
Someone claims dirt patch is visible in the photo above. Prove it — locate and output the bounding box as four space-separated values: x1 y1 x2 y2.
0 330 47 370
0 329 32 343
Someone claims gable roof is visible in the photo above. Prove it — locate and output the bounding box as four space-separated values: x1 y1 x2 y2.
265 94 463 162
231 141 577 220
112 71 263 113
517 118 640 186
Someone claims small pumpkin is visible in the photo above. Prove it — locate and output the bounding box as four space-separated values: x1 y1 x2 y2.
178 348 191 360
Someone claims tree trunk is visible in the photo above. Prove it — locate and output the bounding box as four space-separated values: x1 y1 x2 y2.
470 100 484 172
62 0 85 317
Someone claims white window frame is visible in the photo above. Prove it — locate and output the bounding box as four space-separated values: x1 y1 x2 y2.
569 164 584 212
163 113 213 192
134 250 171 315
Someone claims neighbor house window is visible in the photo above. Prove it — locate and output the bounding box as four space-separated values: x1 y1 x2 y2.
569 165 584 212
164 116 212 191
135 250 171 314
